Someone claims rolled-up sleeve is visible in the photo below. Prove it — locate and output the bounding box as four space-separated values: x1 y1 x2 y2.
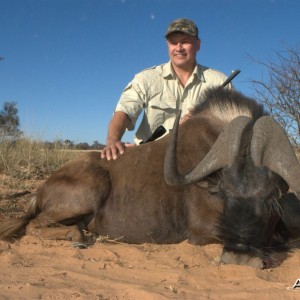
115 80 145 131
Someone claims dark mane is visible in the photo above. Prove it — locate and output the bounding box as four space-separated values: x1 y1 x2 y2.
194 87 267 123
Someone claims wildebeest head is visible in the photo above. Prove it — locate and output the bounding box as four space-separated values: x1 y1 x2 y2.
164 109 300 269
218 153 289 269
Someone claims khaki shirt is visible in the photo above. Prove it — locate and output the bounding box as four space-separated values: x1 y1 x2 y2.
115 61 229 144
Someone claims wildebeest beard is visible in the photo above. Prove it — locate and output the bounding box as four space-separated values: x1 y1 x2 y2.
217 156 290 267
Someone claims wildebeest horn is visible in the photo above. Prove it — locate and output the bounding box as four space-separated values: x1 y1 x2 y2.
251 116 300 198
164 112 253 186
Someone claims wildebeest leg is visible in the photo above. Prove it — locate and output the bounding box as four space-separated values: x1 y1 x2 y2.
25 213 84 242
24 164 111 243
186 185 223 245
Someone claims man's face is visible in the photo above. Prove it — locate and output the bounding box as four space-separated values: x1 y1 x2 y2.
166 32 201 69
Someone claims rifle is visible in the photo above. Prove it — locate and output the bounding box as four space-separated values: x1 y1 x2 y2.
139 125 166 144
219 69 241 88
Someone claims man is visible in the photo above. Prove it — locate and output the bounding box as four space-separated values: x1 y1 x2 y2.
101 18 229 160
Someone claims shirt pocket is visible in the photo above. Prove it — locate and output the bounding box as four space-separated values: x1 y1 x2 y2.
148 96 177 129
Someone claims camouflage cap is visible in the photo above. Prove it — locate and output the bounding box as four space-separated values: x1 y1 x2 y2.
165 18 199 38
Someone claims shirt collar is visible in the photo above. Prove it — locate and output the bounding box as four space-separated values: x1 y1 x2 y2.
162 61 174 78
162 61 205 82
194 64 206 82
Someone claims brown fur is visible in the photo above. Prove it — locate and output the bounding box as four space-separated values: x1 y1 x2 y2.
0 88 264 245
4 87 298 270
0 89 300 268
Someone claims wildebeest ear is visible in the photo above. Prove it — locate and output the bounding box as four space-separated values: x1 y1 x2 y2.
195 172 221 193
251 116 300 199
196 179 220 193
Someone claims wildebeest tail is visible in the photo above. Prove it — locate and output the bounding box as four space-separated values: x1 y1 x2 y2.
0 193 38 240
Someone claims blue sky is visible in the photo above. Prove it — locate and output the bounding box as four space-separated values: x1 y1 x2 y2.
1 0 299 144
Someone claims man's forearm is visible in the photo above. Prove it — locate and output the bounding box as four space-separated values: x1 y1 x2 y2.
106 111 131 144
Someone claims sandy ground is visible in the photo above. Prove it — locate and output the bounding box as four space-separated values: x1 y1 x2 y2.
0 175 300 300
0 236 300 299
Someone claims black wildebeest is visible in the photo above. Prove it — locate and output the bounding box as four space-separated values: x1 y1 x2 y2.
1 87 299 269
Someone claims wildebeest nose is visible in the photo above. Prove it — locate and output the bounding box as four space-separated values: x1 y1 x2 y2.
221 251 264 269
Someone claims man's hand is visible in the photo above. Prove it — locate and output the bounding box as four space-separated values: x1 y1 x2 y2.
101 141 135 160
101 111 134 160
180 107 196 124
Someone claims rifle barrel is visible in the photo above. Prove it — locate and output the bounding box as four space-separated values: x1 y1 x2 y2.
220 69 241 88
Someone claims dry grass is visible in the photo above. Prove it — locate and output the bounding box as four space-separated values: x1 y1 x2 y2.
0 137 80 180
0 136 83 219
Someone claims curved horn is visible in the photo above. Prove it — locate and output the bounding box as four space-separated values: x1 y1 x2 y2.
251 116 300 198
164 113 253 186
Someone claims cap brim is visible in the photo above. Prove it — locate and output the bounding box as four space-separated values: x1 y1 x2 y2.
165 29 197 38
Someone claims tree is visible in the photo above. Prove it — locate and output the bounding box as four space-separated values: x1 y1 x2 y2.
0 102 22 138
91 140 105 150
64 139 74 148
76 142 90 150
249 44 300 145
